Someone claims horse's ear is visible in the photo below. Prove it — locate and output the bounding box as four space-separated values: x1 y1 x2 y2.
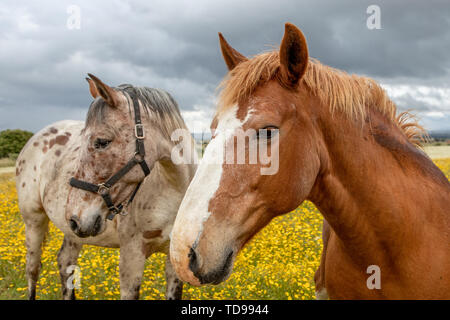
279 23 309 88
219 32 247 71
86 77 99 99
86 73 120 108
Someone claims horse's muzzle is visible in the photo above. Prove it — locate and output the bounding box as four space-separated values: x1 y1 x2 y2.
188 247 234 285
69 214 103 238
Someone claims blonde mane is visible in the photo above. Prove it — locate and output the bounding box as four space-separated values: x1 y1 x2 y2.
217 51 426 146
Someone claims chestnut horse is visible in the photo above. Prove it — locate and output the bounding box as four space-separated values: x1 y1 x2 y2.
170 23 450 299
16 75 197 299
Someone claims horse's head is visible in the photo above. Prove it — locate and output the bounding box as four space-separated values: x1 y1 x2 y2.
170 23 322 285
66 75 176 238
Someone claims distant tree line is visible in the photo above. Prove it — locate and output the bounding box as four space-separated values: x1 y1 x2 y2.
428 131 450 146
0 129 34 159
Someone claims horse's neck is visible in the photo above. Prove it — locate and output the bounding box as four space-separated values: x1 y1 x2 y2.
308 108 450 262
150 130 197 192
158 157 196 192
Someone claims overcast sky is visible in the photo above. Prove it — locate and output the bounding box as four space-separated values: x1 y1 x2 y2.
1 0 449 133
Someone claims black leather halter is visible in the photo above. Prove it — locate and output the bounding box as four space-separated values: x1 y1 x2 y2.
69 87 152 221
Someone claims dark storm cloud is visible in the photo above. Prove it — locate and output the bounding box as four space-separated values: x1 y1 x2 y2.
0 0 449 132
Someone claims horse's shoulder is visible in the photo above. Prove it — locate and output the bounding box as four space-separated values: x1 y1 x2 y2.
16 120 84 184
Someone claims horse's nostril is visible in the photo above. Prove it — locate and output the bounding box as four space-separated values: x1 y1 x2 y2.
92 215 102 235
69 218 78 231
188 247 198 273
188 247 234 285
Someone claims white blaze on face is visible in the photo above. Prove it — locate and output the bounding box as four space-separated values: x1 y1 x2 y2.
170 105 249 280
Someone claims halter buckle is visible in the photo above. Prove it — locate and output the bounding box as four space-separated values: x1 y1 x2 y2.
135 124 145 139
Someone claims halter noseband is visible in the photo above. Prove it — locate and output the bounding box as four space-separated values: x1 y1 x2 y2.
69 87 152 220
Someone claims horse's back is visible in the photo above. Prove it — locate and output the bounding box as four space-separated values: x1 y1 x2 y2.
16 120 83 214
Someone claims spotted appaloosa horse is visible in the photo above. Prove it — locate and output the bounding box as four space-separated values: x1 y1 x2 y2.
16 75 197 299
170 23 450 299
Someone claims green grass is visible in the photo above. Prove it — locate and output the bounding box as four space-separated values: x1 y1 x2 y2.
1 159 449 300
0 170 323 300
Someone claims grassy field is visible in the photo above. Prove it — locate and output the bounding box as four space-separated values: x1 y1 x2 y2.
0 158 15 168
0 159 449 300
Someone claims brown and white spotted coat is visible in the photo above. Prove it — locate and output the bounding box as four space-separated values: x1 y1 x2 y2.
16 75 197 300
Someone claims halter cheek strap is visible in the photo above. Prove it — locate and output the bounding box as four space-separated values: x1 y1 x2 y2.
69 87 152 221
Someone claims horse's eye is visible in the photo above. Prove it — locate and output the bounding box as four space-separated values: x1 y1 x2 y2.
94 138 111 149
257 126 279 140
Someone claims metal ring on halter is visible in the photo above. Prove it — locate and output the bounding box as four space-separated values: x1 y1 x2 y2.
134 152 145 163
97 183 110 196
119 206 129 216
109 206 121 214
